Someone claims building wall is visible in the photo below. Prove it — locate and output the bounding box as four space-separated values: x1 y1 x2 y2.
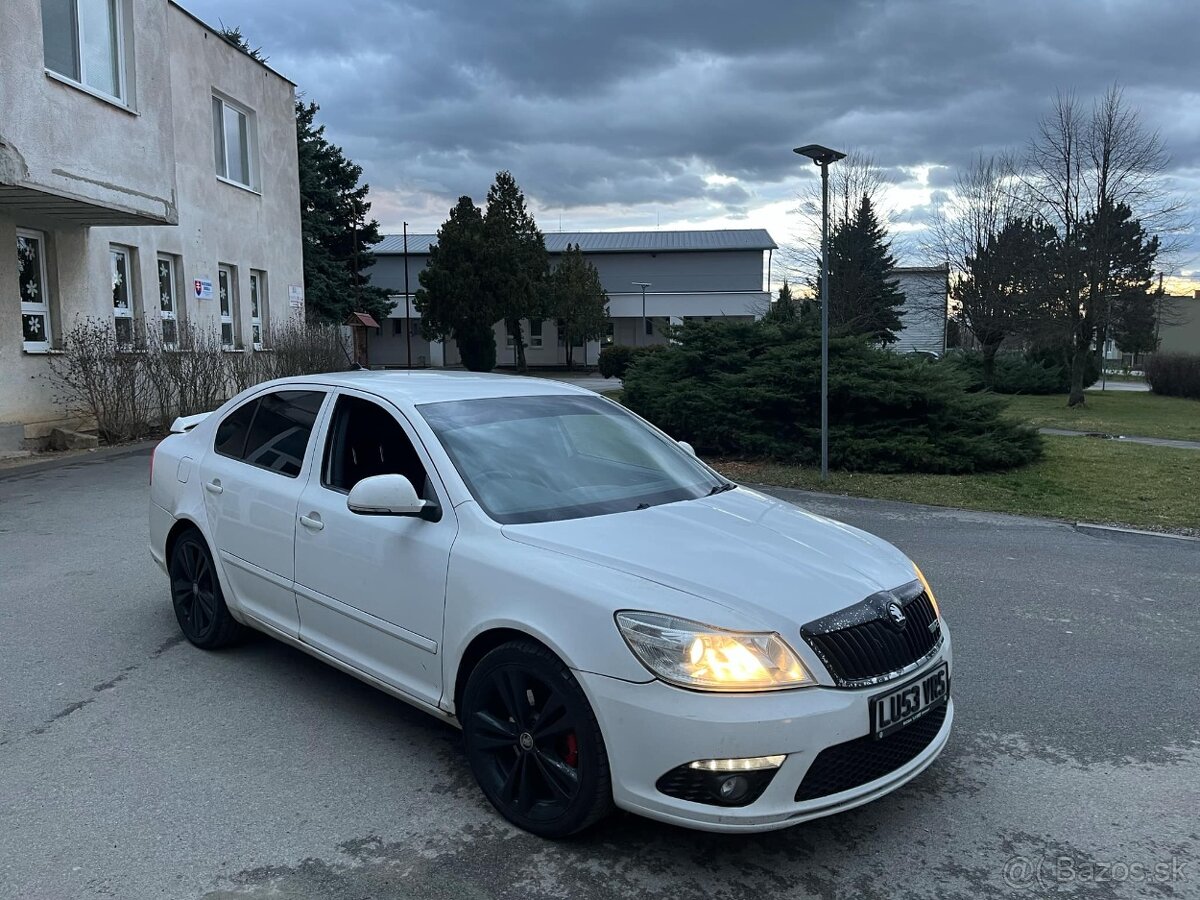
1 1 303 444
364 244 770 368
0 0 178 222
1158 296 1200 355
892 268 948 355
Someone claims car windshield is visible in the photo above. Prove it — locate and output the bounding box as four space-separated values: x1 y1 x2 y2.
418 394 727 524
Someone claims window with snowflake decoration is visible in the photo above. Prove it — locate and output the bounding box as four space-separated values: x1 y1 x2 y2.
18 229 53 351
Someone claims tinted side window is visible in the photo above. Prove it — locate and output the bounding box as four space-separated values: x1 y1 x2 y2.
240 391 325 477
323 395 431 497
214 399 257 459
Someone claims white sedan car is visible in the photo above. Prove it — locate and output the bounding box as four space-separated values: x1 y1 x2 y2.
149 371 952 837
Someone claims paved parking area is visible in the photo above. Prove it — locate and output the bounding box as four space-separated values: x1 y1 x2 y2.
1 453 1197 899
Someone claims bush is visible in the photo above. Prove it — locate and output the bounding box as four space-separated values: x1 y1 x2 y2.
1146 353 1200 399
598 344 663 379
47 316 351 443
940 348 1099 394
1024 345 1100 393
621 319 1042 474
457 322 497 372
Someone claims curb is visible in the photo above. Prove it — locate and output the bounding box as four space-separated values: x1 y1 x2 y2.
0 440 158 481
1073 522 1200 546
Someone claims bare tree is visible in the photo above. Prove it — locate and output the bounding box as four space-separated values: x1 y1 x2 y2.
1024 85 1177 405
924 155 1039 382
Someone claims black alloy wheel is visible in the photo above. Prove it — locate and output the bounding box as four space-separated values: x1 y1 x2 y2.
169 530 243 649
462 641 612 838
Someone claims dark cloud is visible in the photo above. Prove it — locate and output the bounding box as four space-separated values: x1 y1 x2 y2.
184 0 1200 271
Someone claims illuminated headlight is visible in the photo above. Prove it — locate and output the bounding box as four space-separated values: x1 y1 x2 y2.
911 562 941 618
615 611 813 691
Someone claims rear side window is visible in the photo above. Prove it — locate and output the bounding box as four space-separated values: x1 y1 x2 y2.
214 390 325 477
214 399 256 458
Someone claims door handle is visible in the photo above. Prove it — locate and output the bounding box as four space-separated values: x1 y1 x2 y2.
299 513 324 532
204 479 223 494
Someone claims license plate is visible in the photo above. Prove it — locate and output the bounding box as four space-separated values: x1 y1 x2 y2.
870 662 949 740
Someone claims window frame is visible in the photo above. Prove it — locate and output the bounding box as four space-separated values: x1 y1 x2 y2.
211 92 259 191
17 228 54 353
249 269 267 350
156 253 182 349
529 318 544 348
110 244 137 347
41 0 131 106
217 263 238 349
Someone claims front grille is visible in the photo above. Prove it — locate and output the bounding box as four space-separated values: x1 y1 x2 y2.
794 701 947 802
801 583 941 686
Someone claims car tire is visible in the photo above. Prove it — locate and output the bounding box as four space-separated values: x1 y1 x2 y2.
169 529 244 649
462 640 613 838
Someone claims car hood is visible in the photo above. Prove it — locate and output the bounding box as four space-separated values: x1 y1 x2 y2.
500 487 917 631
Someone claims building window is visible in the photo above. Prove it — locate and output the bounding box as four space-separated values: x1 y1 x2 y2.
529 318 543 347
41 0 129 102
17 229 53 352
505 323 517 347
645 318 654 336
110 245 136 346
212 94 256 189
157 255 182 348
603 321 614 347
218 264 238 348
249 270 267 349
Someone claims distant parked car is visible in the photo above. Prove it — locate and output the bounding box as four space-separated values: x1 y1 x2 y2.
149 371 952 837
906 349 942 362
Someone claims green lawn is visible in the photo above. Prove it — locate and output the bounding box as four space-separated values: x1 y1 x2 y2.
1002 391 1200 442
713 436 1200 533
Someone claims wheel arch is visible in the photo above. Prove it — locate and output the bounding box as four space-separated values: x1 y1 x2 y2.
452 627 559 720
164 516 207 564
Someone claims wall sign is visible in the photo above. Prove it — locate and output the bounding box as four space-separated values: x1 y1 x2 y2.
288 284 304 309
193 277 214 301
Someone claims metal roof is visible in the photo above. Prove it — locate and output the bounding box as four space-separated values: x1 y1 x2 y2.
373 229 777 256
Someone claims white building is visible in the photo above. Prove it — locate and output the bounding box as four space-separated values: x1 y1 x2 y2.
892 266 949 355
1 0 304 450
363 230 777 368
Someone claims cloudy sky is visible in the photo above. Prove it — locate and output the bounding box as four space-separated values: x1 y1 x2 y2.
186 0 1200 286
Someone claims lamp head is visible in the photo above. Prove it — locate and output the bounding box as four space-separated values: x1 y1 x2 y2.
794 144 847 166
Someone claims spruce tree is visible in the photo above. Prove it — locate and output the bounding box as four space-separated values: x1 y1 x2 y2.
819 195 905 344
483 172 549 371
414 197 497 371
549 244 609 367
295 101 391 324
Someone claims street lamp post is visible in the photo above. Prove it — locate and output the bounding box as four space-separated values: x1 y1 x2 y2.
793 143 846 481
403 221 412 369
632 282 651 346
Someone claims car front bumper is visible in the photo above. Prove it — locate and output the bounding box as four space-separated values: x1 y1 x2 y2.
577 639 953 833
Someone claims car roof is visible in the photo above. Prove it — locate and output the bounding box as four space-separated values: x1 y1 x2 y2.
275 370 593 406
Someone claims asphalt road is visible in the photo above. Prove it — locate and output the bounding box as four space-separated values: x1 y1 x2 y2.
1 451 1197 900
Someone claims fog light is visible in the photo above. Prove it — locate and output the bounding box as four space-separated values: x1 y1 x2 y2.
657 755 786 807
717 775 750 802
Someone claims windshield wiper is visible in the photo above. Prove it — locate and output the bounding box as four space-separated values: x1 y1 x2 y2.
706 481 737 496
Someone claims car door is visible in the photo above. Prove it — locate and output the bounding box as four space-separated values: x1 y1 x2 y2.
294 390 457 707
201 388 328 638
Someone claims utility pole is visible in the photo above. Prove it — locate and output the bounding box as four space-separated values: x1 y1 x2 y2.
403 222 412 369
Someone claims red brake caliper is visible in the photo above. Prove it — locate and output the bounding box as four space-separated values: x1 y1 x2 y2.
564 732 579 767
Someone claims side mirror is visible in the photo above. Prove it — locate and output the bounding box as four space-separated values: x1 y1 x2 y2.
347 474 438 520
677 440 697 457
